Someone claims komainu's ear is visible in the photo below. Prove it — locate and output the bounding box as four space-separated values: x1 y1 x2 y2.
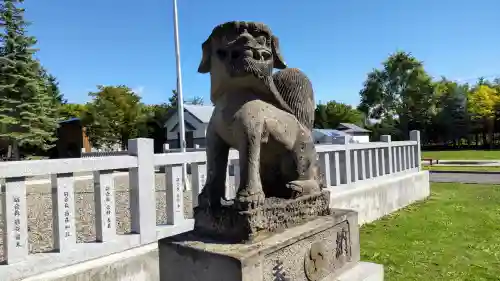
271 35 287 69
197 38 212 73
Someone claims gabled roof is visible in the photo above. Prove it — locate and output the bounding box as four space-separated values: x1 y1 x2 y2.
183 104 214 124
337 123 371 133
312 129 350 138
165 104 214 125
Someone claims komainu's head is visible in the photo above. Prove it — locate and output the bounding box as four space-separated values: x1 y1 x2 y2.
198 21 287 80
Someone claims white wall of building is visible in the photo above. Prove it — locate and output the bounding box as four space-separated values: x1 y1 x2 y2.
351 135 370 143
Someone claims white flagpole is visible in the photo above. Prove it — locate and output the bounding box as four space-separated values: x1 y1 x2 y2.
172 0 190 191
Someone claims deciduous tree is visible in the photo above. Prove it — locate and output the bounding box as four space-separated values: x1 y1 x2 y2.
314 101 364 129
467 84 500 147
83 85 145 150
358 51 435 139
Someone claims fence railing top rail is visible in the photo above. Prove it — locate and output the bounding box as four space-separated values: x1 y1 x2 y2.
0 155 138 178
0 137 420 179
314 144 347 153
153 149 239 166
391 140 418 147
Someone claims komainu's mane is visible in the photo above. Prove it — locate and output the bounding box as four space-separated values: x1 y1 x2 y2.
273 68 315 130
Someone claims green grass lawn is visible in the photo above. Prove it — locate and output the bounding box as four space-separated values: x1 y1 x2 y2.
423 165 500 172
422 150 500 160
360 183 500 281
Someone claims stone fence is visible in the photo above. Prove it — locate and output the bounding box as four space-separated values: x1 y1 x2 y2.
0 131 423 280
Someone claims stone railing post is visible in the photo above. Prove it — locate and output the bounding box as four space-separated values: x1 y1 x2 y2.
128 138 157 244
51 173 76 253
318 151 331 187
410 130 422 170
190 144 206 208
365 149 373 179
357 149 365 181
225 159 237 200
332 136 351 185
166 162 184 225
380 135 392 175
2 177 28 264
232 159 240 199
373 147 380 177
93 170 117 242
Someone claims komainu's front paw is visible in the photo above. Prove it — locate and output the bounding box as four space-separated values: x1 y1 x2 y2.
234 189 265 211
286 179 320 198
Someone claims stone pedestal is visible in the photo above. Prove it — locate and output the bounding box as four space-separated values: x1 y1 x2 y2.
193 191 330 242
158 209 384 281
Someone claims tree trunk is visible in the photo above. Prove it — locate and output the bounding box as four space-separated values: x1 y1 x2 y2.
9 140 20 161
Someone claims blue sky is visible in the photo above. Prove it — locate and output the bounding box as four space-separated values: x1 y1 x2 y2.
24 0 500 107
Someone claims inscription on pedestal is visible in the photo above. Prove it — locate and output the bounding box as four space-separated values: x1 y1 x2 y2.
273 260 290 281
336 227 349 259
263 221 352 281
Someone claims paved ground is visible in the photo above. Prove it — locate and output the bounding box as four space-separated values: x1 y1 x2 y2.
429 172 500 184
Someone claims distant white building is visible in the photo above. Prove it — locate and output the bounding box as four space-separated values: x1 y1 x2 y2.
312 129 352 144
336 123 371 143
164 105 371 147
313 123 371 144
163 104 214 149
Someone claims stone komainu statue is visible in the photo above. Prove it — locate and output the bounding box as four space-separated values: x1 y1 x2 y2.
197 21 321 210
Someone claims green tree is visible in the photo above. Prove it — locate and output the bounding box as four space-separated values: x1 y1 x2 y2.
467 84 500 147
0 0 58 159
432 77 469 145
39 67 65 105
83 85 145 150
170 89 204 107
139 103 171 152
358 51 436 139
169 89 179 108
186 96 204 105
314 101 364 129
367 117 402 141
59 103 87 120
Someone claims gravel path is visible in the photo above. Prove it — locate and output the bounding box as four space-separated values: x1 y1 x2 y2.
0 173 195 263
429 172 500 184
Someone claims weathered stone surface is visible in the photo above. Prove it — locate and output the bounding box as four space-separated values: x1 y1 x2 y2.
193 191 330 242
159 209 361 281
196 20 322 213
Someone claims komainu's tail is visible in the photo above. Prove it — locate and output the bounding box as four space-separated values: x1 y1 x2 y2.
272 68 316 130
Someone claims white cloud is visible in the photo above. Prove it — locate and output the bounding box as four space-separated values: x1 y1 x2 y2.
132 86 145 96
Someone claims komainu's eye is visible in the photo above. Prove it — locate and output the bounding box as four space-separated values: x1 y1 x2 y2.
216 49 227 59
256 36 266 45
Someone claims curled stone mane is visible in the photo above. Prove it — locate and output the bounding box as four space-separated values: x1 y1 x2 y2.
209 21 272 39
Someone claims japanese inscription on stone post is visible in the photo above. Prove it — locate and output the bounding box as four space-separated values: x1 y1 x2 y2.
175 176 181 209
13 196 22 247
105 185 112 228
63 190 71 237
199 172 206 188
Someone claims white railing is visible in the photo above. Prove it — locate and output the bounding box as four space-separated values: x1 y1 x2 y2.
0 131 421 280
